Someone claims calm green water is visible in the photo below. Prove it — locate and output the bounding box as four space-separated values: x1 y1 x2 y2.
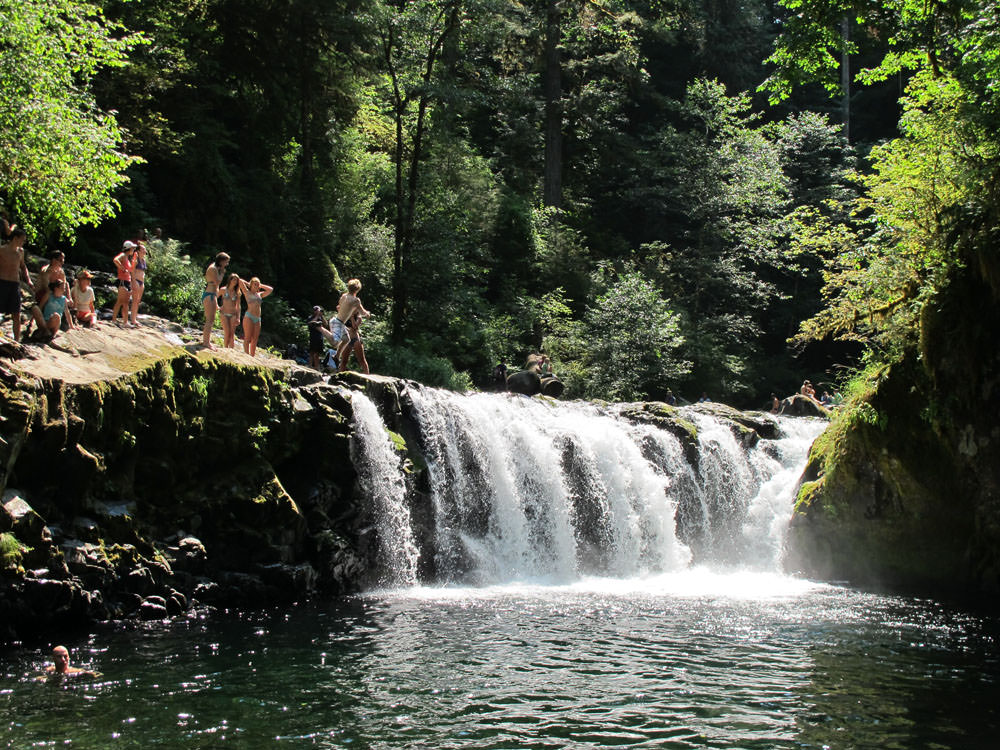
3 571 999 749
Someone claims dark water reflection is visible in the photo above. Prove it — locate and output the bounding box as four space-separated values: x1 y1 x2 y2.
3 572 999 748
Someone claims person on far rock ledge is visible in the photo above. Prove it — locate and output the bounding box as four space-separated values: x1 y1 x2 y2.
202 252 230 349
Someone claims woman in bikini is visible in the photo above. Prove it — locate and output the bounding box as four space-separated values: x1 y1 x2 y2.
238 276 272 357
128 243 149 327
202 252 230 349
112 242 137 326
219 274 242 348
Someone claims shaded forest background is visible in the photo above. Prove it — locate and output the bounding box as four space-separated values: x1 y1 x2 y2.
7 0 990 406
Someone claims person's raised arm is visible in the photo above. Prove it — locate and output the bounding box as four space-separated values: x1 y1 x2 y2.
259 283 274 298
238 278 250 295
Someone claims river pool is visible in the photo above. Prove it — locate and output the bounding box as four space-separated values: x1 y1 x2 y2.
3 570 998 749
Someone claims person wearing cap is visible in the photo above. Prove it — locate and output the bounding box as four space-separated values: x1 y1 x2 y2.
71 269 98 327
112 241 137 326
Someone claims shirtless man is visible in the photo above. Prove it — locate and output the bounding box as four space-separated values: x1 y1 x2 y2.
45 645 95 677
34 251 68 310
0 228 32 340
330 279 371 368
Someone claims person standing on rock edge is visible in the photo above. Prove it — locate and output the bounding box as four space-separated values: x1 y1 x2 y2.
128 242 149 327
332 279 371 371
0 228 32 341
112 241 137 326
339 309 370 374
238 275 272 357
202 252 230 349
307 305 326 369
219 273 243 348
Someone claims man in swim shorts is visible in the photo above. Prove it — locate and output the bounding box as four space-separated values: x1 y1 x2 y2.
331 279 371 368
0 228 32 340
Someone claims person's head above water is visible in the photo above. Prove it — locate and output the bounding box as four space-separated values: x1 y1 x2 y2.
51 646 71 673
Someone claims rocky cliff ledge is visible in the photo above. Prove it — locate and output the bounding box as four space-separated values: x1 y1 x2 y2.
0 318 415 641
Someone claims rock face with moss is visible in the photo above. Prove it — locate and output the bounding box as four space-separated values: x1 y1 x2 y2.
0 323 410 640
786 255 1000 595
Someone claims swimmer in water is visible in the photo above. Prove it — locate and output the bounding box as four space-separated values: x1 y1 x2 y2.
43 645 96 678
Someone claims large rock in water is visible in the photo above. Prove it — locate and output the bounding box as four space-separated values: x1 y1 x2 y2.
506 370 541 396
780 394 829 418
786 253 1000 595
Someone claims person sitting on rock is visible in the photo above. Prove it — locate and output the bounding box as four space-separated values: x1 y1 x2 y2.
492 362 508 390
42 280 73 336
770 393 780 413
35 251 68 311
800 380 817 400
44 645 96 678
71 270 98 327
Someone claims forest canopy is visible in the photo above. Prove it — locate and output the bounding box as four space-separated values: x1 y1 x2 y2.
3 0 995 404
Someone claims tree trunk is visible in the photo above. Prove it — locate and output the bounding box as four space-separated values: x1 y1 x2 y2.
841 15 850 142
543 0 562 208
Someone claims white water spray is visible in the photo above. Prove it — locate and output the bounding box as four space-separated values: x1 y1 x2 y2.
350 393 420 586
351 386 825 586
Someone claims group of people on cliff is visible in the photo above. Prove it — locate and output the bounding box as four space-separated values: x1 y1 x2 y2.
2 215 375 371
199 251 274 356
0 219 101 340
306 278 372 374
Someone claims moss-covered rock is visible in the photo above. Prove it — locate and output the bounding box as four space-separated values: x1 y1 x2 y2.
0 326 416 638
786 254 1000 595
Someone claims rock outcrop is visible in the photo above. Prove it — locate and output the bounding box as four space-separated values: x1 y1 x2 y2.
0 319 397 640
785 252 1000 595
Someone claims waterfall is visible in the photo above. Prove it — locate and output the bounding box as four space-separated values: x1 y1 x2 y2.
349 393 420 586
350 386 825 586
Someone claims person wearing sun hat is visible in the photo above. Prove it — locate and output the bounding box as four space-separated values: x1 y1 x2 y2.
71 269 98 327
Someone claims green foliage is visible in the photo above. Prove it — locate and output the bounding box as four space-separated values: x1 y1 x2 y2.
142 239 204 325
0 532 29 570
792 70 997 352
0 0 141 238
247 422 269 450
257 294 308 352
189 375 210 406
15 0 966 406
544 268 690 401
363 318 472 390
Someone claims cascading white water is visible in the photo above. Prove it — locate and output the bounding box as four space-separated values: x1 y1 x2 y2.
349 393 420 586
351 386 825 586
407 390 692 584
